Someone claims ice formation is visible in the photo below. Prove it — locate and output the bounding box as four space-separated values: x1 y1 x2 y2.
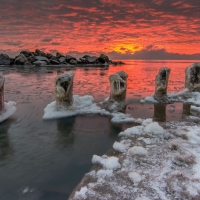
0 74 16 122
55 71 75 108
185 63 200 92
0 74 5 112
154 67 170 103
69 121 200 200
109 71 128 102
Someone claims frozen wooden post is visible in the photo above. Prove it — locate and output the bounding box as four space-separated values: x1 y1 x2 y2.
185 63 200 92
154 67 170 102
0 74 5 113
55 71 74 108
109 71 128 101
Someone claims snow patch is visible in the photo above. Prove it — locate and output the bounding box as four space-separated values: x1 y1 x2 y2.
128 171 142 185
128 146 148 156
144 122 165 134
0 101 17 122
92 155 121 170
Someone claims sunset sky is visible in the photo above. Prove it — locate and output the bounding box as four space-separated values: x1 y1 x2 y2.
0 0 200 59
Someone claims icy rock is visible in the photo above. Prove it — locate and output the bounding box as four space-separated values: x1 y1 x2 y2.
55 71 75 108
185 63 200 92
109 71 128 102
128 146 148 156
0 74 5 112
0 101 17 122
128 172 142 186
92 155 121 170
154 67 170 103
144 122 165 134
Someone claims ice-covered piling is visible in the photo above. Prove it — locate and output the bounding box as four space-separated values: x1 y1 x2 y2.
55 71 74 108
185 63 200 92
154 67 170 103
0 74 5 113
109 71 128 102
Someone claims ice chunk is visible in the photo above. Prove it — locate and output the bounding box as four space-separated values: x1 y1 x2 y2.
92 155 121 170
113 142 127 153
0 101 17 123
74 186 88 199
128 146 148 156
128 171 142 186
144 122 165 134
96 169 113 178
119 126 144 137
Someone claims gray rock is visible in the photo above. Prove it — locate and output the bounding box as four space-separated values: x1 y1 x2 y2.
35 49 46 57
33 60 47 66
99 54 110 64
69 59 77 65
59 57 66 63
0 54 10 65
56 52 64 59
20 50 33 57
86 56 98 64
14 54 31 65
65 55 76 62
46 53 53 59
50 59 60 65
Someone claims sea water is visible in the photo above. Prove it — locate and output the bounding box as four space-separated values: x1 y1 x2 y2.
0 60 198 199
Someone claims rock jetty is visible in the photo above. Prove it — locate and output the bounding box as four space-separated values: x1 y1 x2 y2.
0 49 125 66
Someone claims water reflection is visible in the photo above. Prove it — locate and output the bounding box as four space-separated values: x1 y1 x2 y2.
153 104 166 122
182 104 191 117
0 120 14 160
56 117 75 147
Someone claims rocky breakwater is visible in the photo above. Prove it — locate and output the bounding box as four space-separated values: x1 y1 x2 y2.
0 49 125 67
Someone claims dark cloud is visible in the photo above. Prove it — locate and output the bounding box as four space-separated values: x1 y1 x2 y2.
0 0 199 58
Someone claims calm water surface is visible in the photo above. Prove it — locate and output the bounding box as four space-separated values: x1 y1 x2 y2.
0 60 199 200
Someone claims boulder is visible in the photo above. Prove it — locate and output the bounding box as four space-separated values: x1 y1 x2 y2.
56 52 64 59
46 53 53 59
35 49 46 57
65 55 76 62
0 54 11 65
98 54 110 64
14 54 31 65
35 56 50 64
50 59 60 65
69 59 77 65
86 56 98 64
33 60 47 66
20 50 33 57
59 57 66 63
27 55 36 63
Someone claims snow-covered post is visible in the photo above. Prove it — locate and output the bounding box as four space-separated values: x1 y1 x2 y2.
185 63 200 92
154 67 170 102
0 74 5 113
55 71 74 108
109 71 128 101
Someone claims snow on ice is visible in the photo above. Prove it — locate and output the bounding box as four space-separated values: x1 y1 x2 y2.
70 121 200 200
0 101 16 123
